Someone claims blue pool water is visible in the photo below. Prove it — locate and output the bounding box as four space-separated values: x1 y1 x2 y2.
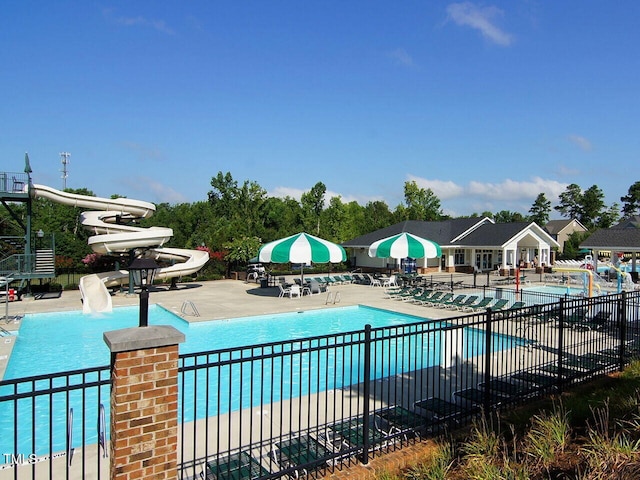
3 304 426 377
1 305 519 457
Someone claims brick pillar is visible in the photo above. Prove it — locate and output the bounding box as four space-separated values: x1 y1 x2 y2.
104 326 185 480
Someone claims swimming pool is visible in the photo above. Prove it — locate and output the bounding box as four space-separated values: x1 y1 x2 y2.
1 305 520 457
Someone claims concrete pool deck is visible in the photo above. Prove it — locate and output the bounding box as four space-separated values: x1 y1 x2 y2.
0 271 537 381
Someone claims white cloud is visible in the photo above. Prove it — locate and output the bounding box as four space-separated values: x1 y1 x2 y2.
446 2 513 46
387 48 415 67
122 142 168 162
124 176 188 204
567 134 593 152
407 175 465 199
408 175 566 203
269 186 383 205
104 9 175 35
269 186 306 200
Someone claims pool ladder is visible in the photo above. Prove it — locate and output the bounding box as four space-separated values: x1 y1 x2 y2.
0 326 11 337
181 300 200 317
325 291 341 305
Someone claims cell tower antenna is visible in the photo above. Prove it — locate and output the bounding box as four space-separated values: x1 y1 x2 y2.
60 152 71 189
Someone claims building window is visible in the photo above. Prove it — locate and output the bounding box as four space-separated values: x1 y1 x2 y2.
454 249 465 265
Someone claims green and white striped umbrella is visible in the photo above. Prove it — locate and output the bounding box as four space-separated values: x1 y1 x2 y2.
258 232 347 264
368 232 442 259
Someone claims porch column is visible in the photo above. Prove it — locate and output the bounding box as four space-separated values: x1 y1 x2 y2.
104 326 185 480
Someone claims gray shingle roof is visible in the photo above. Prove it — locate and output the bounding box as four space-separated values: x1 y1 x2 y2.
544 219 573 235
453 222 531 247
341 218 484 248
580 228 640 251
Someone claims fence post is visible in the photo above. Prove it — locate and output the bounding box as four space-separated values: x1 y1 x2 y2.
360 324 372 465
104 325 185 480
483 308 493 414
556 298 565 394
619 292 627 372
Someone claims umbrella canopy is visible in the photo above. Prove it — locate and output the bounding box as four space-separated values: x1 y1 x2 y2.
258 232 347 264
368 232 442 259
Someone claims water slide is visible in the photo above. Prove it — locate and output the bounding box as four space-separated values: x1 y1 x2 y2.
30 184 209 313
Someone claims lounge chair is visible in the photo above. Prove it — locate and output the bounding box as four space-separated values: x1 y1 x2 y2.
414 397 474 425
510 371 557 387
376 405 429 438
450 295 478 311
558 307 589 329
322 415 389 452
423 292 454 307
417 290 444 306
271 434 332 478
454 387 508 409
308 279 325 294
342 274 355 283
409 289 435 304
368 275 381 287
202 450 269 480
436 294 467 309
493 301 526 319
487 299 510 312
567 310 611 331
395 288 424 302
478 378 538 399
324 276 340 285
384 286 413 299
461 297 494 312
352 274 368 285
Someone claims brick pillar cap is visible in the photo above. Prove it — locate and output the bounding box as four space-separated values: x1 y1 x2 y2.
104 325 185 352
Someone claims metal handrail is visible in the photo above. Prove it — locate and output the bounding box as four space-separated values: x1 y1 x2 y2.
98 403 108 458
181 300 200 317
67 407 74 466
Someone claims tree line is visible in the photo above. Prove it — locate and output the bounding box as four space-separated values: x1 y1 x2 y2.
2 173 639 273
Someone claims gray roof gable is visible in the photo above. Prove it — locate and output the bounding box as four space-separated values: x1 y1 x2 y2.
454 222 531 247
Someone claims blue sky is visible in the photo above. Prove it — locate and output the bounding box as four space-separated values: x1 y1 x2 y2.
2 1 639 218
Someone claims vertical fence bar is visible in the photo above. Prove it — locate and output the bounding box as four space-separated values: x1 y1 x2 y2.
556 298 565 394
360 324 372 465
483 308 492 414
619 292 627 372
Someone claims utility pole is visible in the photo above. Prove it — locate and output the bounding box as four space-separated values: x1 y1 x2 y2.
60 152 71 190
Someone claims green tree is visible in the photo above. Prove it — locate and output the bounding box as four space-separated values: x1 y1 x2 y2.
555 183 583 220
362 200 393 232
261 196 303 241
320 196 346 242
494 210 526 223
596 203 620 229
300 182 326 235
580 185 606 229
529 193 551 226
223 236 262 265
402 181 442 221
207 171 267 238
621 181 640 218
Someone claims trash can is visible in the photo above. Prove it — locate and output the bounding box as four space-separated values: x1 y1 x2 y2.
260 278 268 288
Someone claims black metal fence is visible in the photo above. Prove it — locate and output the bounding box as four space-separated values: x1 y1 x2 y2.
0 365 111 479
179 290 640 479
1 291 639 479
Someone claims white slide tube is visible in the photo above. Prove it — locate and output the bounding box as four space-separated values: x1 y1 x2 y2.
31 184 208 312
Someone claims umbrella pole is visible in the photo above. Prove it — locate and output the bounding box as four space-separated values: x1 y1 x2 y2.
301 264 304 285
